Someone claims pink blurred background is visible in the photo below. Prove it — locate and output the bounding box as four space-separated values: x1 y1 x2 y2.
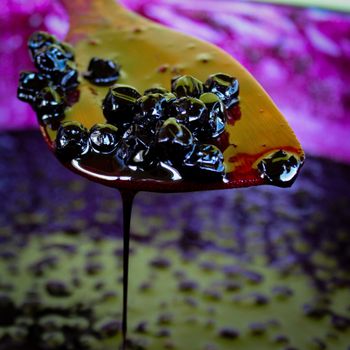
1 0 350 162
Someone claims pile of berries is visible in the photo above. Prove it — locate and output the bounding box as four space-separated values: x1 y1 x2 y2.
17 32 79 128
17 31 242 181
56 74 240 180
17 32 121 129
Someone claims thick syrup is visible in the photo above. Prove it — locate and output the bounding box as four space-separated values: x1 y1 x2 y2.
120 190 136 350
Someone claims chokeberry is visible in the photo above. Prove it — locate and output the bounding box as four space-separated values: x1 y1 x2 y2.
55 121 90 160
34 44 70 77
55 61 79 91
171 75 204 98
205 73 239 108
199 92 226 138
17 71 48 104
118 123 157 169
144 87 168 95
170 96 208 133
182 144 225 180
102 85 141 130
136 93 166 122
257 150 302 187
84 57 120 86
89 124 119 154
59 41 75 61
34 86 66 126
28 31 57 59
156 118 194 166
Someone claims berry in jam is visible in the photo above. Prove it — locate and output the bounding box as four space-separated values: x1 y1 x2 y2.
136 93 167 122
28 31 57 59
257 150 302 187
59 41 75 61
118 123 157 170
170 97 208 134
89 124 119 154
182 144 225 180
28 31 74 61
199 92 226 138
55 61 79 91
156 118 194 166
205 73 239 108
34 44 70 77
55 121 90 160
34 86 66 126
144 87 168 95
17 72 48 105
102 85 141 130
171 75 204 98
84 58 120 86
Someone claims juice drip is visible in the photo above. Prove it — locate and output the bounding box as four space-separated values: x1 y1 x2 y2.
120 190 136 350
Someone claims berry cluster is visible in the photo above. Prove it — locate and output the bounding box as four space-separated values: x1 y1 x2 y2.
56 74 240 181
17 32 79 128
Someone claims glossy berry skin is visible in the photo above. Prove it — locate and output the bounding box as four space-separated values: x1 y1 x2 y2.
199 92 226 138
59 41 75 61
17 71 48 105
144 87 168 95
102 85 141 130
257 150 300 188
156 118 194 166
171 75 204 98
28 31 57 59
137 93 164 120
89 124 119 154
205 73 239 108
170 97 208 133
55 62 79 91
118 123 157 169
182 144 225 180
28 31 74 61
84 58 120 86
55 121 90 160
34 86 66 126
34 45 70 76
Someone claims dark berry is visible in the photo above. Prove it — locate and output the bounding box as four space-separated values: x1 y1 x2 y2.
89 124 119 154
136 93 166 122
17 71 48 104
144 87 168 95
257 150 302 187
28 31 75 61
55 121 89 160
34 86 66 126
182 144 225 180
117 124 157 169
156 118 194 165
28 31 57 59
102 85 141 130
55 61 79 91
84 57 120 86
171 75 204 98
199 92 226 138
205 73 239 108
34 44 70 76
170 96 208 133
59 41 75 60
